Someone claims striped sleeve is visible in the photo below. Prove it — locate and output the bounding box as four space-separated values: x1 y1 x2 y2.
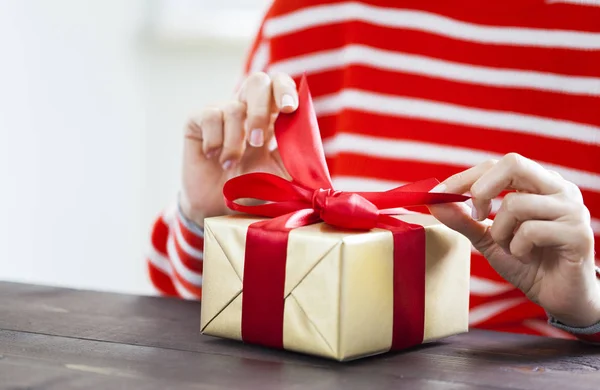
147 204 205 300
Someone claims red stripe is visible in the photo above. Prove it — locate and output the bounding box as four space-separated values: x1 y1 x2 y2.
469 287 528 308
173 235 204 274
151 216 169 256
583 193 600 221
306 67 600 128
171 265 203 299
271 22 600 78
316 108 599 174
267 0 600 32
470 254 507 283
147 261 179 297
176 217 205 252
398 1 600 32
471 298 547 328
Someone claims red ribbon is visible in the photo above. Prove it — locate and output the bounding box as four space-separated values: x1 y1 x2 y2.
224 75 468 351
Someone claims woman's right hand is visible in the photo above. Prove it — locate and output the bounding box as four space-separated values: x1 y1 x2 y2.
179 72 299 227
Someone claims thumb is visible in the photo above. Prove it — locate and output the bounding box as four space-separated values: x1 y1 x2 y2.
427 202 493 253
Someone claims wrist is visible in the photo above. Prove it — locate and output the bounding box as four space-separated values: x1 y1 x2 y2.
548 267 600 328
178 193 207 230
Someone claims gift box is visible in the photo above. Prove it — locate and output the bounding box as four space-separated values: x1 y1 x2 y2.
200 76 472 361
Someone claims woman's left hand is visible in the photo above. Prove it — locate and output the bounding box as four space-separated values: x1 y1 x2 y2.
428 153 600 328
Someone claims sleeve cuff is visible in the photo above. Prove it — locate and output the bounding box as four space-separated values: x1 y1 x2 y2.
177 200 205 238
547 266 600 343
548 316 600 336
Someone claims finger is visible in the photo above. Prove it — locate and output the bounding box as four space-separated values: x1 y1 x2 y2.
220 101 247 170
471 152 563 198
438 159 498 194
239 72 273 148
264 112 279 152
436 159 497 221
471 196 493 222
183 115 207 169
469 154 567 222
271 73 298 113
509 220 592 262
428 202 493 253
195 108 223 158
491 193 574 253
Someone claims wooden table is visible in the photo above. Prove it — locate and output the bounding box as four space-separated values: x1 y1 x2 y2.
0 282 598 389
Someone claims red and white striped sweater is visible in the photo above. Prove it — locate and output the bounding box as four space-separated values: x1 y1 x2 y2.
148 0 600 342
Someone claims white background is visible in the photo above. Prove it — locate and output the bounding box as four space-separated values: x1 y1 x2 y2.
0 0 266 295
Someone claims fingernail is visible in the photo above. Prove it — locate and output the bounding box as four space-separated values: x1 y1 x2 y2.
222 160 235 170
471 206 479 220
249 129 264 147
281 94 295 109
431 183 447 193
206 148 220 159
268 136 278 152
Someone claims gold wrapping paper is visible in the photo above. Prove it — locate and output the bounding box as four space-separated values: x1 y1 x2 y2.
200 214 471 361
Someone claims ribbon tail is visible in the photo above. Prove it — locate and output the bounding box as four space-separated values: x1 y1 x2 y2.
358 191 469 210
387 179 440 193
224 173 314 217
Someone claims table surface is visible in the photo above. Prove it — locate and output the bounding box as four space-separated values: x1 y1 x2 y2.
0 282 599 390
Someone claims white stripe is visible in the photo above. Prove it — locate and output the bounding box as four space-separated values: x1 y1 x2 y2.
167 235 203 287
491 198 503 215
332 176 404 192
147 247 172 277
469 297 528 326
315 90 600 146
547 0 600 6
147 248 197 300
249 42 270 74
323 134 600 192
263 2 600 50
172 278 198 301
269 45 600 96
470 276 515 297
174 220 204 259
523 319 572 338
161 202 178 225
592 218 600 236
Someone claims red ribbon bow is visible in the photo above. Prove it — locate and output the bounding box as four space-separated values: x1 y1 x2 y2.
224 76 466 231
223 75 468 351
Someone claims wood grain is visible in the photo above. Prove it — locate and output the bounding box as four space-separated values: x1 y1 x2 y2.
1 281 599 389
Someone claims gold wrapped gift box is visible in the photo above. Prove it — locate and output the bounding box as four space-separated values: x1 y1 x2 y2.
200 213 471 361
